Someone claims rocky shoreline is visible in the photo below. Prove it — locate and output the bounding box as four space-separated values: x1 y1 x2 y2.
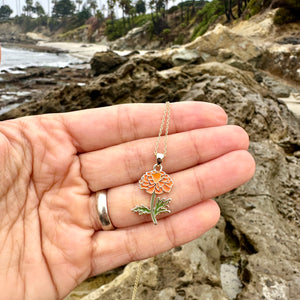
0 64 92 116
1 23 299 120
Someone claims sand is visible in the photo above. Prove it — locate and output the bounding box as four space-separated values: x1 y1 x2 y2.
37 41 142 60
37 41 109 60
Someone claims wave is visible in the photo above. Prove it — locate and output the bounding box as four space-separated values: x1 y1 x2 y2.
0 46 83 74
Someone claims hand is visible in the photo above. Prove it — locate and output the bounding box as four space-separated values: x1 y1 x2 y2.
0 102 255 300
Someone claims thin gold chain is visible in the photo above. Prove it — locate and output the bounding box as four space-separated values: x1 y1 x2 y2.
131 261 142 300
132 103 171 300
154 102 171 158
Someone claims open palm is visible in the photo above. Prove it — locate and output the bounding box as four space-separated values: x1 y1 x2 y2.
0 102 255 300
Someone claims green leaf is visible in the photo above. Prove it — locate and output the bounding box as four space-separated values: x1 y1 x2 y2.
132 205 151 215
154 197 171 216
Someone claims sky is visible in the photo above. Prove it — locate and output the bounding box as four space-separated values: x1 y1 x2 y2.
5 0 106 16
5 0 187 17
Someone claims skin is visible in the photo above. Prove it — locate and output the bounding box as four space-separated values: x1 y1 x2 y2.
0 102 255 300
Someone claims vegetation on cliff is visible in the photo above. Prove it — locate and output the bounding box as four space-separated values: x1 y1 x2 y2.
0 0 299 46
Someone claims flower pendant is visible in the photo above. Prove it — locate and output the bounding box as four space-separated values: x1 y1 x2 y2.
132 164 173 225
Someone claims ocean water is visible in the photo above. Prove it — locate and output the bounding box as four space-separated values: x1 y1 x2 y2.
0 46 83 74
0 46 85 115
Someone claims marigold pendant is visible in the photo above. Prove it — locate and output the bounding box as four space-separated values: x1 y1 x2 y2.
132 161 173 225
132 102 172 225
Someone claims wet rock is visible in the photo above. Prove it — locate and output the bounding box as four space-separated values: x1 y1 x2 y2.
0 66 92 119
277 36 300 45
90 51 128 76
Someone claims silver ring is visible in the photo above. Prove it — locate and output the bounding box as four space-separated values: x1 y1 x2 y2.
96 190 115 230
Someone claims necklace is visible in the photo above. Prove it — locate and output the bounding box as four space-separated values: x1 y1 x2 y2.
131 102 173 300
132 102 173 224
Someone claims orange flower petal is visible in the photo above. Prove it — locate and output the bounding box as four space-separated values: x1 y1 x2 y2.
147 186 155 194
139 169 173 194
155 186 163 194
158 181 165 187
162 185 171 193
165 181 173 187
152 171 162 183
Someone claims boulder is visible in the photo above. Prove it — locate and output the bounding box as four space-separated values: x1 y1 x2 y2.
90 51 128 76
171 47 203 66
255 45 300 83
66 222 228 300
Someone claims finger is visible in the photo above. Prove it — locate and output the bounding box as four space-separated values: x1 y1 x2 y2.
89 150 255 229
61 102 227 152
90 199 220 276
80 125 249 191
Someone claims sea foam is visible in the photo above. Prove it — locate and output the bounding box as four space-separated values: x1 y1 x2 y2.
0 46 83 74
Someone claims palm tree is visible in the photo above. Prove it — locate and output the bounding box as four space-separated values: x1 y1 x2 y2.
76 0 82 12
87 0 97 15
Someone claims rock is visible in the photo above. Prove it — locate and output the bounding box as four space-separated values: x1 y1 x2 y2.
277 37 300 45
110 22 156 50
64 268 123 299
183 18 300 86
218 48 234 60
171 47 203 66
261 75 298 97
137 51 174 70
218 139 300 299
123 50 140 57
230 9 276 39
185 24 262 62
0 66 92 120
26 32 50 42
77 223 228 300
90 51 128 76
255 46 300 83
180 62 259 90
180 71 299 298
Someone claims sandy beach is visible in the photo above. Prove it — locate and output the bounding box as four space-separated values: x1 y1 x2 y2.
37 41 144 60
37 41 108 60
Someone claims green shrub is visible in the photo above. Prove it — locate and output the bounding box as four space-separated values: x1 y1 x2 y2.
247 0 262 16
167 5 179 15
191 0 223 40
105 13 151 41
173 33 185 45
273 0 300 25
105 19 124 40
162 28 171 35
274 7 299 25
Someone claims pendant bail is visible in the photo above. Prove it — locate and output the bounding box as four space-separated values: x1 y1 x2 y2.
156 153 165 165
